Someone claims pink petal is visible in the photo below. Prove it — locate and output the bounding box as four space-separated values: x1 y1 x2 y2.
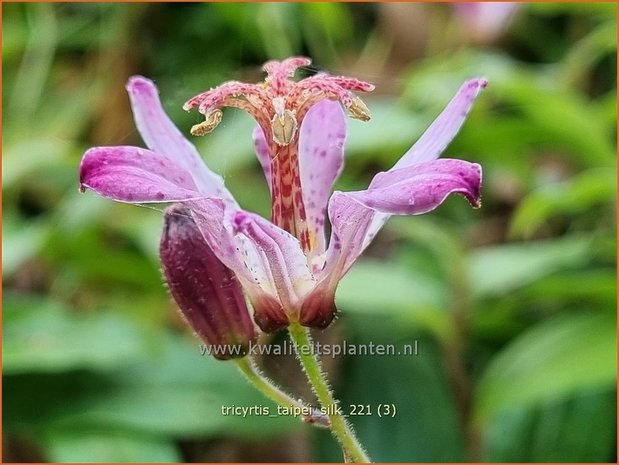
357 159 482 214
314 79 487 278
299 280 337 329
252 126 272 193
187 199 316 332
299 191 375 327
320 160 481 281
250 291 291 333
299 100 347 255
187 200 289 331
127 76 236 205
79 146 202 203
391 78 487 170
322 192 377 279
232 211 316 308
184 199 257 287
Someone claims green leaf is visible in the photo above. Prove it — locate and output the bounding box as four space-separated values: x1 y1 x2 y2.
2 214 50 277
2 138 70 189
386 216 468 285
528 2 617 17
560 20 617 87
518 270 616 310
43 430 181 463
45 225 162 289
301 2 353 62
510 168 616 239
1 5 29 59
498 79 615 167
337 260 445 312
40 335 298 438
482 388 616 462
3 294 148 374
255 3 301 59
336 260 450 339
474 312 617 425
469 236 592 298
314 334 465 462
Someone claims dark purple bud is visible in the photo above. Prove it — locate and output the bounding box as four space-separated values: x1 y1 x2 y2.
160 205 257 360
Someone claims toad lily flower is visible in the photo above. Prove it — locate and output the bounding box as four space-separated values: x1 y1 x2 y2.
79 57 485 333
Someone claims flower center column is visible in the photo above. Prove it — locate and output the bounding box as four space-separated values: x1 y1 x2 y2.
270 140 311 252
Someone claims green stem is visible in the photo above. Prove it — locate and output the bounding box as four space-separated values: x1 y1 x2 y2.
288 323 370 463
235 357 329 428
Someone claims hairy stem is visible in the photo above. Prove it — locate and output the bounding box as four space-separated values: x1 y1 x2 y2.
288 323 370 463
235 357 330 428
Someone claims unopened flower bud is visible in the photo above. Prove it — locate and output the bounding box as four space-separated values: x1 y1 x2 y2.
160 205 256 360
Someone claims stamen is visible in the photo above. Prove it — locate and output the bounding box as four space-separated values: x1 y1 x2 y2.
290 74 375 124
190 109 223 137
346 97 372 122
183 57 376 252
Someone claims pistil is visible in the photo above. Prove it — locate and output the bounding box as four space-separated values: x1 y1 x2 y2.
270 140 311 251
183 57 374 253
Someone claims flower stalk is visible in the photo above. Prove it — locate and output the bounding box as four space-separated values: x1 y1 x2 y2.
288 323 370 463
235 356 330 428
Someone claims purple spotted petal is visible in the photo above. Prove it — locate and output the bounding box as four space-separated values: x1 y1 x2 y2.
252 126 272 192
299 194 374 328
188 199 316 332
186 199 289 331
390 78 487 171
321 160 481 281
185 199 259 289
357 159 482 214
232 210 315 307
317 78 487 286
321 192 376 278
299 280 338 329
79 146 202 203
299 100 347 255
127 76 236 205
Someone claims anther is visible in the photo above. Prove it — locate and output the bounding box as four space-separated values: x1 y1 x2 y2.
190 109 223 137
346 97 372 122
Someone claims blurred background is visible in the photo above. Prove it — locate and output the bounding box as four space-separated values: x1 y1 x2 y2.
2 2 617 462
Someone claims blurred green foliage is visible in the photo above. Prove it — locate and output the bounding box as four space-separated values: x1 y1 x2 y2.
3 2 616 462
